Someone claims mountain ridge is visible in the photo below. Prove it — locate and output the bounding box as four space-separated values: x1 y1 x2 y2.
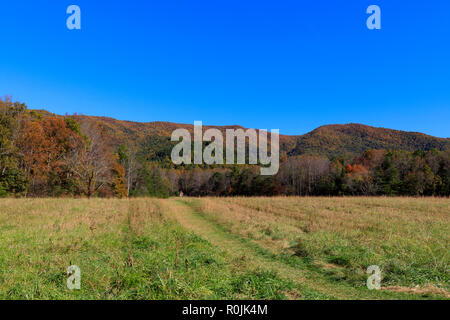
32 109 450 158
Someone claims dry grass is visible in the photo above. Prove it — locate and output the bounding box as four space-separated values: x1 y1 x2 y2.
184 197 449 294
0 197 448 300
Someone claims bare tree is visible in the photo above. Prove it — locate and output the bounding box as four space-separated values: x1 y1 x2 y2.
277 155 330 195
118 144 140 196
166 169 180 194
66 119 113 198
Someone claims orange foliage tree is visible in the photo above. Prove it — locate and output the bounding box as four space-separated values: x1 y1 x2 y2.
18 117 84 195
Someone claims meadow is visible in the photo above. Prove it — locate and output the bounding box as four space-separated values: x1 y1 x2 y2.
0 197 448 300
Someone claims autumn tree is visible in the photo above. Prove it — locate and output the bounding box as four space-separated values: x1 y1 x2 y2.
111 154 127 198
345 164 375 195
0 97 28 195
403 157 438 195
17 117 84 196
66 119 114 198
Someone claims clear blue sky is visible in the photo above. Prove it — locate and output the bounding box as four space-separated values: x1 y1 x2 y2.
0 0 449 137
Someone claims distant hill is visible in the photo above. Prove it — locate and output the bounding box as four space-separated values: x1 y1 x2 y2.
288 123 450 158
33 110 450 159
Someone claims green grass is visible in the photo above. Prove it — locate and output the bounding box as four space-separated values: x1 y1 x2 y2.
0 197 448 300
0 198 298 299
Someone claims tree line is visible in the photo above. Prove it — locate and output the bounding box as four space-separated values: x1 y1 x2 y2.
119 136 450 198
1 97 449 198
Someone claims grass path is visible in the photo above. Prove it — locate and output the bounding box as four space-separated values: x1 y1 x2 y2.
158 198 420 300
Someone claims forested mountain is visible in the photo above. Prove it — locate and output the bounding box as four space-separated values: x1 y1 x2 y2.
289 123 450 158
44 113 449 158
1 97 449 198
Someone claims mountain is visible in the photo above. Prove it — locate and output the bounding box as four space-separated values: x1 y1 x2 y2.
288 123 450 158
33 111 450 158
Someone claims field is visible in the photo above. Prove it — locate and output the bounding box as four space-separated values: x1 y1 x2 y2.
0 197 448 300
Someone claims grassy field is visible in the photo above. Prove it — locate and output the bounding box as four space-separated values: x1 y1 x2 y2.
0 197 448 300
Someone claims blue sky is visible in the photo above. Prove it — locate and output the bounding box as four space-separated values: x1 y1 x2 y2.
0 0 449 137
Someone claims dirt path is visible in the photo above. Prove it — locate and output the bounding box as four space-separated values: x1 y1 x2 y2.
157 198 398 300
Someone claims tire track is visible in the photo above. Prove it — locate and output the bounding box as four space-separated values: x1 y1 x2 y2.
157 198 398 300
